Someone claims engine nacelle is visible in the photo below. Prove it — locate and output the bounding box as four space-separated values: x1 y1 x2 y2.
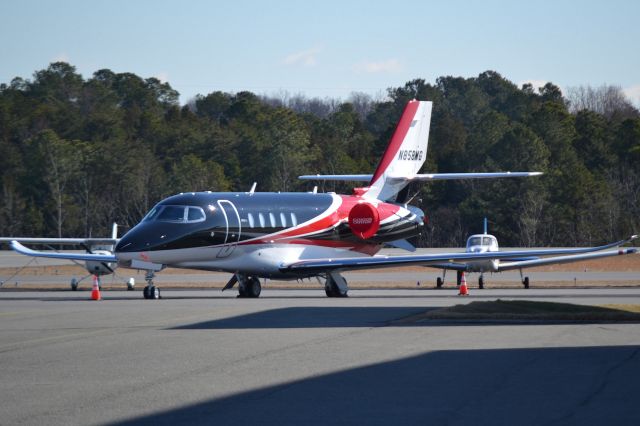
348 202 380 239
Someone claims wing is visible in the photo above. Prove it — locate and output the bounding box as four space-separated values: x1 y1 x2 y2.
0 237 118 246
280 236 638 274
9 241 117 263
497 248 638 271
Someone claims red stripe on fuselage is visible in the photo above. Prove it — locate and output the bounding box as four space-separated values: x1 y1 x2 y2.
237 194 401 254
369 100 420 185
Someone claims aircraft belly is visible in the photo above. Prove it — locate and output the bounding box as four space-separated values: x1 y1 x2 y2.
120 244 371 278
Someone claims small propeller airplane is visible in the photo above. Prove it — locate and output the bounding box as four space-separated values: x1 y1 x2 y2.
0 224 136 290
429 218 637 289
7 100 638 298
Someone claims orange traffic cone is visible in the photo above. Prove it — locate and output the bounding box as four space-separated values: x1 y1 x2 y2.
458 272 469 296
91 275 101 301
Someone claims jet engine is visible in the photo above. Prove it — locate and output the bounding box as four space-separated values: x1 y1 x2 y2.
348 202 380 239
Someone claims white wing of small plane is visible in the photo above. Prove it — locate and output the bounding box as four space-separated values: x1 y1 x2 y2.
0 237 118 245
280 235 638 274
9 241 117 263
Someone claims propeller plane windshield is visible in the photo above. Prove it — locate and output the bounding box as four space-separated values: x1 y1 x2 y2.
7 100 638 298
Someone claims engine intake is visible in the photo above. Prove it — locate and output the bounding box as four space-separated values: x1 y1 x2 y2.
348 202 380 239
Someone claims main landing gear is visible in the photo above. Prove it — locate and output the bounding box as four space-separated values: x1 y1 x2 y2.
222 274 262 298
519 269 530 289
323 273 349 298
70 274 135 291
142 270 161 299
238 275 262 298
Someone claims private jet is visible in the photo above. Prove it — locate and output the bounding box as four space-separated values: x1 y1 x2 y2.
8 100 638 298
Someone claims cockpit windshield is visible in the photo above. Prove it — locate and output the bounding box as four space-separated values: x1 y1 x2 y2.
468 237 482 246
468 236 497 247
143 205 206 223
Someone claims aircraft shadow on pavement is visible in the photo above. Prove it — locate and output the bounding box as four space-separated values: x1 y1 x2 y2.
111 345 640 426
171 306 431 329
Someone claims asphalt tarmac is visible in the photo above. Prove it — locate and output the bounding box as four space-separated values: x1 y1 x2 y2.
1 287 640 425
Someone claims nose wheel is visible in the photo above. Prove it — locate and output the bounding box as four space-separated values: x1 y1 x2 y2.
142 271 161 299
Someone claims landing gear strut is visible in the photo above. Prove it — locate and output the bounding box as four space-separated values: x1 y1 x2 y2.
519 269 530 289
143 270 161 299
436 270 447 288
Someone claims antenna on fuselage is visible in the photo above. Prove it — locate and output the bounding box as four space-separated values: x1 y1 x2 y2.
483 217 488 234
249 182 257 195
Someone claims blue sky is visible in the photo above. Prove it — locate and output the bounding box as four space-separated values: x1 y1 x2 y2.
2 0 639 105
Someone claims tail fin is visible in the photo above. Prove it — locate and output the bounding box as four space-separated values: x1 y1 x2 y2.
365 100 432 201
298 99 541 201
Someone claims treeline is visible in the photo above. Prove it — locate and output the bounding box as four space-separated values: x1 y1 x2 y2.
0 63 638 246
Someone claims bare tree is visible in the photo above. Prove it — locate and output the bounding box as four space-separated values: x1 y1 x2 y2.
566 85 638 119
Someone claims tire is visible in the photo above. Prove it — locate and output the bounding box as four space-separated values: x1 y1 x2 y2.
248 277 261 298
71 278 78 291
436 277 443 288
479 276 484 289
143 285 150 299
523 277 530 289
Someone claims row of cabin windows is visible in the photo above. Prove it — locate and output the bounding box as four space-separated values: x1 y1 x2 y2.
246 212 298 228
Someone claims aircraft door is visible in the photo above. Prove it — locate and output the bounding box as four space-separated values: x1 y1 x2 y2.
216 200 241 258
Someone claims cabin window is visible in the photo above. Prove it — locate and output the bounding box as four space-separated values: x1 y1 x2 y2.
290 212 298 226
269 212 276 227
258 213 265 227
280 212 287 227
248 213 255 228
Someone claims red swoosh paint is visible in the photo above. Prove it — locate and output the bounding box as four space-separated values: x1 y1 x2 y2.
369 100 420 185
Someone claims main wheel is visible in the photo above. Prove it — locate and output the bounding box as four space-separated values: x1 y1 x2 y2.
127 278 135 291
436 277 443 288
324 278 348 298
143 285 150 299
523 276 530 289
70 278 78 291
478 276 484 289
246 277 261 298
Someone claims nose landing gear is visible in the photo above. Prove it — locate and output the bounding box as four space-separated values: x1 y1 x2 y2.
142 270 161 299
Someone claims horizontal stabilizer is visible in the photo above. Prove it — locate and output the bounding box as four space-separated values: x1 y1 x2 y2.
298 172 543 184
299 174 372 182
407 172 543 181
